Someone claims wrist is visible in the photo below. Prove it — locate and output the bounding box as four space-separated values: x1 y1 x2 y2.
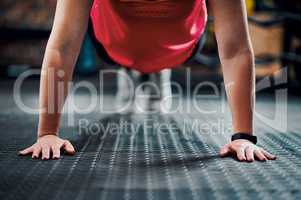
38 131 58 138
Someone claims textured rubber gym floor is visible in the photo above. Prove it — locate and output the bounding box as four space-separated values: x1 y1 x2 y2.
0 79 301 200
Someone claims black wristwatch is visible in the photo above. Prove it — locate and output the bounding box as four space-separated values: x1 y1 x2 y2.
231 132 257 144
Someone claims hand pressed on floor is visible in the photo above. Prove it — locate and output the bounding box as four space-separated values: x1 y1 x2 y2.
18 135 75 160
220 139 276 162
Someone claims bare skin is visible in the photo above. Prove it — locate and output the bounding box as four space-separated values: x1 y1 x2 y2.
19 0 276 162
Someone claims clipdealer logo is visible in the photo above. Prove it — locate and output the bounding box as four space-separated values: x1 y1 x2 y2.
12 67 288 134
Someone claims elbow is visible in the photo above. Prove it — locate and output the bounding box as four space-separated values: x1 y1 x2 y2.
45 32 82 68
44 48 77 82
219 41 254 60
43 48 66 69
44 38 79 70
219 44 255 67
42 47 76 80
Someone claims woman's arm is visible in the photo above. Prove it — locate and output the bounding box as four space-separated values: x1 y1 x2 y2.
19 0 93 159
209 0 276 161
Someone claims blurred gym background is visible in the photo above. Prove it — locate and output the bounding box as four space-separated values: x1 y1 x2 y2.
0 0 300 93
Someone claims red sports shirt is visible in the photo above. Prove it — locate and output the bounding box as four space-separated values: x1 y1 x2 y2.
90 0 207 73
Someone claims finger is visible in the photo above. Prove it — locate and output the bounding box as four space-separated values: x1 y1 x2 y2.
245 146 255 162
261 149 277 160
32 146 42 159
19 146 34 155
236 147 246 161
219 144 231 157
254 149 267 161
41 145 50 160
52 146 61 159
63 140 75 155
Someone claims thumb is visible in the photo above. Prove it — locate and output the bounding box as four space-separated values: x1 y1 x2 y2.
219 144 230 157
63 140 75 155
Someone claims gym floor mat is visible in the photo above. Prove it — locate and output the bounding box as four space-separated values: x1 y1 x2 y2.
0 80 300 200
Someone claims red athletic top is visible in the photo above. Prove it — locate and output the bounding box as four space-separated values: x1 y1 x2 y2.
90 0 207 73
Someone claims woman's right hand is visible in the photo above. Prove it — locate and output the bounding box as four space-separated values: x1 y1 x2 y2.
18 135 75 160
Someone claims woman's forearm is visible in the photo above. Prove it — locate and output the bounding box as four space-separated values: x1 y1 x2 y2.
37 47 78 138
36 0 92 138
221 49 255 134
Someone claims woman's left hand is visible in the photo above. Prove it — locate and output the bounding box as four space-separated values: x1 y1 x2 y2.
219 139 277 162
